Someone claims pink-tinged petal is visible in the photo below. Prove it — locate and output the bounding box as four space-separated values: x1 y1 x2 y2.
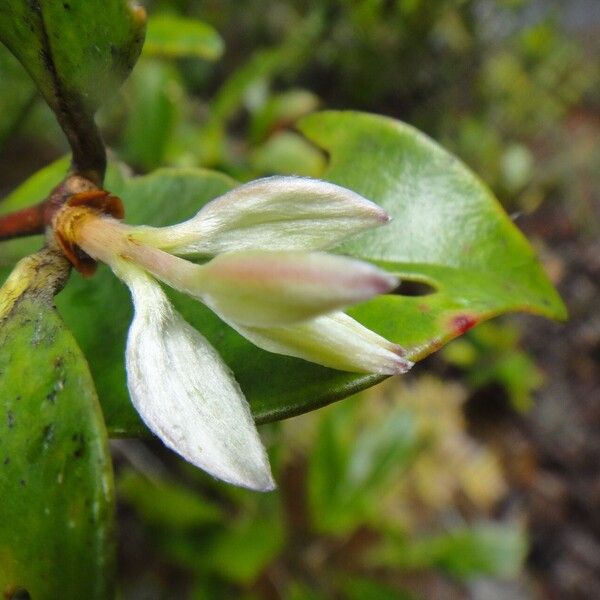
225 311 413 375
189 250 399 327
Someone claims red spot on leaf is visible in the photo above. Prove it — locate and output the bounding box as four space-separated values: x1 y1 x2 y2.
451 314 478 335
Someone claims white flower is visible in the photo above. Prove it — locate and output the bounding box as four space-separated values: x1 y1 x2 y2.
53 176 413 491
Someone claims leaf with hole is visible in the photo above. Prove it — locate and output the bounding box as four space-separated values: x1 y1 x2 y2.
1 111 565 435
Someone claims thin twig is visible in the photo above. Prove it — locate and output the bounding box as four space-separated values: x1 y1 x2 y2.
0 203 45 241
0 174 100 243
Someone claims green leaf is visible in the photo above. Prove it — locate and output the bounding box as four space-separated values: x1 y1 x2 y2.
0 0 146 178
121 59 183 170
162 509 285 585
143 14 224 60
300 111 566 325
0 250 114 598
4 112 565 436
250 131 327 177
249 89 320 143
118 469 223 530
0 45 36 149
372 523 527 579
0 0 145 116
341 578 416 600
308 398 420 535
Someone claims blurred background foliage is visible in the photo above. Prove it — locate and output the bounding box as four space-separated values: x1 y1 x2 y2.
0 0 598 598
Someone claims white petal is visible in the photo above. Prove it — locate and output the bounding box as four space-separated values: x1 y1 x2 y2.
118 264 275 492
224 311 413 375
192 250 399 327
129 176 389 255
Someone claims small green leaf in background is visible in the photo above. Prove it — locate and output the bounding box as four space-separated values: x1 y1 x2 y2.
121 469 284 586
144 14 224 60
196 13 323 167
0 44 36 150
342 578 416 600
121 60 184 170
119 469 223 530
372 523 527 580
308 398 420 535
250 131 327 177
0 156 71 218
249 89 320 144
443 321 544 411
0 249 114 599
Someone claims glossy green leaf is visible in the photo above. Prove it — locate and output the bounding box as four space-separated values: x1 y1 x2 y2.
0 250 114 599
0 0 145 116
0 45 36 149
299 112 566 345
2 112 565 436
143 14 224 60
0 0 146 177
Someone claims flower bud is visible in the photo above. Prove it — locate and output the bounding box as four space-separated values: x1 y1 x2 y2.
131 176 390 255
182 250 399 327
227 311 413 375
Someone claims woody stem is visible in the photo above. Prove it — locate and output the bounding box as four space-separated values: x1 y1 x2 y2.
0 203 46 241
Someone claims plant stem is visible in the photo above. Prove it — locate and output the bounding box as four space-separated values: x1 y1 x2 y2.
0 173 101 242
0 203 45 241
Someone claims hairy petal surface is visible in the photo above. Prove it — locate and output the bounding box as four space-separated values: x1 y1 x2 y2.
225 311 413 375
129 176 390 255
118 263 275 491
165 250 399 328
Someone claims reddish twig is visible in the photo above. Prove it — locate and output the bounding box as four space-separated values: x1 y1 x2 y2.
0 203 46 241
0 174 101 243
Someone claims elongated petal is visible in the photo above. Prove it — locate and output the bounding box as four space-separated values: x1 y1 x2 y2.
129 176 390 255
224 311 413 375
164 250 398 328
118 264 275 491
